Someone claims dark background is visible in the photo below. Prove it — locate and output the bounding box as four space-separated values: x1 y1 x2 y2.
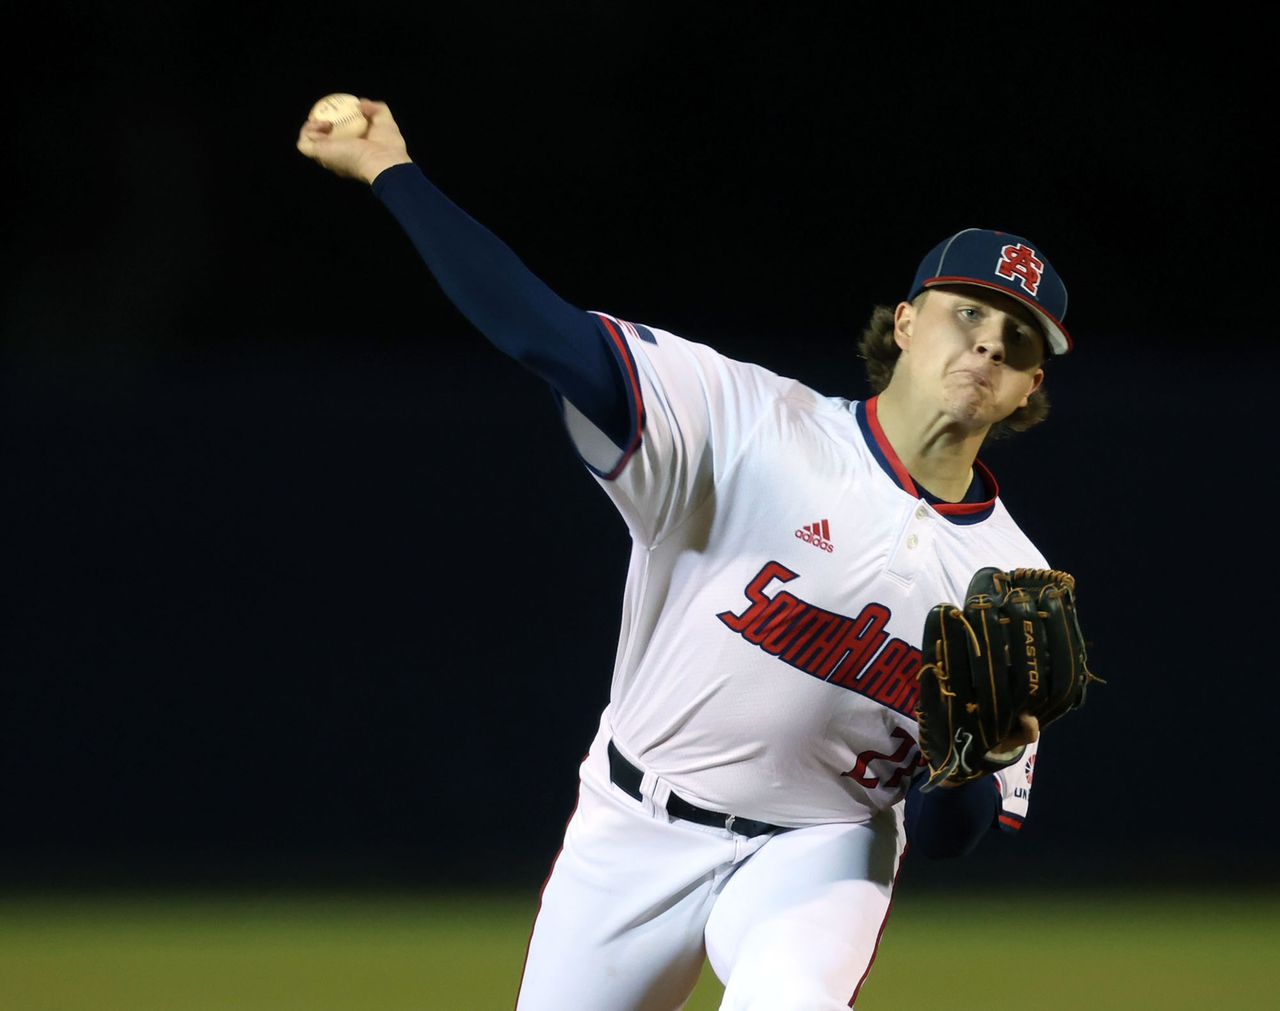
4 6 1271 892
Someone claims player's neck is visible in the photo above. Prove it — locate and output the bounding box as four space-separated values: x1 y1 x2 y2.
872 388 987 503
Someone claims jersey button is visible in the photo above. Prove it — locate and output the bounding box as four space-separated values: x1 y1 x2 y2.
915 505 928 519
906 534 919 549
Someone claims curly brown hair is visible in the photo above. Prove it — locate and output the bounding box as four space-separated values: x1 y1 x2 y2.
856 295 1050 440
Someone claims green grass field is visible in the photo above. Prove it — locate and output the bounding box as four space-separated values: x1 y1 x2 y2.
1 889 1275 1009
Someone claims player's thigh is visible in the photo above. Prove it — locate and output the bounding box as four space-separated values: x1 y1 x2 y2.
517 773 734 1011
704 812 904 1011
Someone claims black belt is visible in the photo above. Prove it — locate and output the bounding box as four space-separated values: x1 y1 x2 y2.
607 740 787 839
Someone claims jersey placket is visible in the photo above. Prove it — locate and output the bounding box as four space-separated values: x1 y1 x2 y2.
883 500 937 585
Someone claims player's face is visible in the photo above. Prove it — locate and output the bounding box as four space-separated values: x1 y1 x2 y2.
892 286 1046 430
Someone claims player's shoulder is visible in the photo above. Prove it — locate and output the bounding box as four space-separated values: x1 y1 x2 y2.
593 313 866 451
612 315 829 402
694 336 855 427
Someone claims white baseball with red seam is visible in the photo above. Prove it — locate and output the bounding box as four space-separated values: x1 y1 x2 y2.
308 94 368 139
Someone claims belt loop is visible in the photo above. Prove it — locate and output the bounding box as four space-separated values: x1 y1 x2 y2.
608 738 663 816
649 777 671 820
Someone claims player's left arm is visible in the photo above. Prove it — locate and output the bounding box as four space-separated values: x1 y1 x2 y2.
904 775 998 858
904 714 1040 858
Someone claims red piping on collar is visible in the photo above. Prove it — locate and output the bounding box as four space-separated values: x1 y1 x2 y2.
865 397 1000 516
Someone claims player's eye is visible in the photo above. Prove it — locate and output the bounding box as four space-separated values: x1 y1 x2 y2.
958 307 981 321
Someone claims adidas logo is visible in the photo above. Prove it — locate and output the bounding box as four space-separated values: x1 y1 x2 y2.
795 519 835 554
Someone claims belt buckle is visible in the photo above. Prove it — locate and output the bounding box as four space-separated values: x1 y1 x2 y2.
724 814 736 833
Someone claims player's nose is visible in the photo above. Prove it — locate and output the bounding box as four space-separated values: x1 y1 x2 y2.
973 322 1008 363
973 311 1027 364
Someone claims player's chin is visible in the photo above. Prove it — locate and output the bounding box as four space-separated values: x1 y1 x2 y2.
938 391 993 429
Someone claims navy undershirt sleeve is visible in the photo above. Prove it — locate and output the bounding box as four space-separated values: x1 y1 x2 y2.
904 774 1000 859
371 163 631 447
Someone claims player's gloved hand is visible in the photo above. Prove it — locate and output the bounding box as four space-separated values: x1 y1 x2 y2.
933 713 1038 788
296 99 413 185
915 567 1101 792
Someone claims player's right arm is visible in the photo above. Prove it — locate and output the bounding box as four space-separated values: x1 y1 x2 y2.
299 98 786 546
296 99 632 449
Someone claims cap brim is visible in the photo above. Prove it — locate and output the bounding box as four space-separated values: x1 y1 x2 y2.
924 276 1073 356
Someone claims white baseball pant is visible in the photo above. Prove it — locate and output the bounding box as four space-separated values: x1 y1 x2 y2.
515 718 906 1010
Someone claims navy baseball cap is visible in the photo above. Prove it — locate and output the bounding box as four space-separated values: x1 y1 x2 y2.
907 228 1073 356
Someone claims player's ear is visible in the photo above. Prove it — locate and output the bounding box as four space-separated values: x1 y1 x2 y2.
1018 368 1045 407
893 301 914 353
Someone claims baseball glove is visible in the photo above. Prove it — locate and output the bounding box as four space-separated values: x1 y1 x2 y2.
915 567 1100 792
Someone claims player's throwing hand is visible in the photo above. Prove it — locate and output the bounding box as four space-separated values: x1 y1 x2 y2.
296 99 412 185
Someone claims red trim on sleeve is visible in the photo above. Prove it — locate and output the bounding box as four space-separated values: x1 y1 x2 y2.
592 314 647 480
998 813 1024 831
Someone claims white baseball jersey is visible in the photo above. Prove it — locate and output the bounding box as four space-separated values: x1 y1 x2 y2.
562 313 1043 831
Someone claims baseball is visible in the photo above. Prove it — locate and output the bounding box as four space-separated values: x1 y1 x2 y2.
308 93 368 140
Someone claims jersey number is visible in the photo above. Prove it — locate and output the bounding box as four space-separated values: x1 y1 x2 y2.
844 728 923 789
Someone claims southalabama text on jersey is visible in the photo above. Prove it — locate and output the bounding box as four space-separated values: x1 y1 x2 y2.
716 560 922 719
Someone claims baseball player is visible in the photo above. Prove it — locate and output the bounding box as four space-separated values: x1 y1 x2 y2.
298 100 1070 1010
